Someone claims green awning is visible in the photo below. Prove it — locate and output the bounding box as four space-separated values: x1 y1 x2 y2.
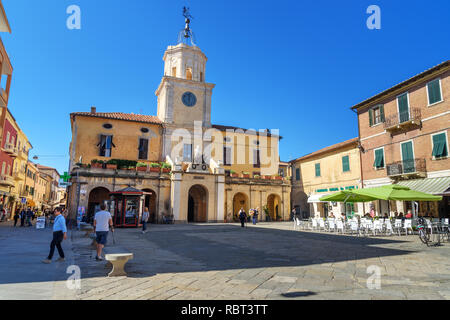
353 184 442 201
319 191 375 203
396 177 450 196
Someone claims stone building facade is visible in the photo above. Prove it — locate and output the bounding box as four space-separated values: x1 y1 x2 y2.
67 38 290 224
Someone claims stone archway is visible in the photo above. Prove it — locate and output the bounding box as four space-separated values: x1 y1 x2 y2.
232 192 249 221
267 194 281 221
142 188 157 223
188 185 208 222
87 187 110 223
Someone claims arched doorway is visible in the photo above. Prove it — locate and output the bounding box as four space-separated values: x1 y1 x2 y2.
87 187 110 223
142 188 157 223
233 192 249 221
267 194 281 221
188 185 208 222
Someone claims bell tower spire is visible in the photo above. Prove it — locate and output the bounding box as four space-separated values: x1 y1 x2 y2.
178 6 196 46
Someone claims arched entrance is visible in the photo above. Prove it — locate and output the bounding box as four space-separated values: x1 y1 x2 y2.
233 192 249 221
87 187 110 223
267 194 281 221
142 188 157 223
188 185 207 222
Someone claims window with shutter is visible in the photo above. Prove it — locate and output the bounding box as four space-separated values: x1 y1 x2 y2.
223 146 232 166
98 135 113 157
373 148 384 168
432 133 448 158
296 168 300 181
427 79 442 105
315 163 321 177
138 138 149 160
342 155 350 172
397 93 410 123
253 149 260 168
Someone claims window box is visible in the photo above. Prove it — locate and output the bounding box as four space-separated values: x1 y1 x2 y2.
230 173 239 178
137 166 147 172
274 175 283 180
263 175 272 180
91 160 104 169
106 164 117 170
149 167 160 173
241 172 250 178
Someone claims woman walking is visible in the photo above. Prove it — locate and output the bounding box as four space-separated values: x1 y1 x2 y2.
142 207 149 234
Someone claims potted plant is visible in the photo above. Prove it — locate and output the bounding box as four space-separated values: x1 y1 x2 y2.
230 170 239 178
274 174 283 180
276 215 282 221
136 162 148 172
254 174 261 179
106 159 118 170
149 163 161 173
263 175 272 180
91 159 104 169
161 162 172 173
241 172 250 178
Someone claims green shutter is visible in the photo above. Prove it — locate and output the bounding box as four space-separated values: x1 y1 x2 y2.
398 94 409 123
432 133 447 158
380 105 385 122
374 149 384 168
428 79 442 105
342 155 350 172
401 141 415 173
369 108 373 126
315 163 321 177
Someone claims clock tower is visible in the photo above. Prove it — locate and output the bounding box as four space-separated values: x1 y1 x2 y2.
155 9 215 161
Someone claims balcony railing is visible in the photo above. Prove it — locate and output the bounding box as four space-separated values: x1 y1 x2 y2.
3 143 18 157
386 158 426 177
0 174 15 186
384 108 421 132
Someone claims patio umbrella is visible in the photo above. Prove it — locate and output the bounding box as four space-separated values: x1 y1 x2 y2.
352 184 442 202
319 190 376 203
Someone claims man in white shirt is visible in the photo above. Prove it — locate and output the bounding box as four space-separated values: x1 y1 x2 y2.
94 204 114 261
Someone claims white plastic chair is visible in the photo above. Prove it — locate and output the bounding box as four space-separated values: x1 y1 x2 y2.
328 219 336 232
311 218 318 231
294 217 301 230
373 220 383 236
336 220 344 234
403 219 413 235
384 220 393 236
349 220 359 236
394 219 403 236
318 219 325 231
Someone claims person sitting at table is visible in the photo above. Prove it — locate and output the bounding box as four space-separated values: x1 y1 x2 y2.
405 210 412 219
329 212 335 219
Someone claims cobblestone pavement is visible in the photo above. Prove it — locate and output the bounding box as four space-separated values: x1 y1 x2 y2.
71 222 450 300
2 221 450 300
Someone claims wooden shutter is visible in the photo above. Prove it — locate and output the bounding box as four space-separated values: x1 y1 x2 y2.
315 163 320 177
342 156 350 172
369 108 373 126
432 133 447 158
296 168 300 180
428 79 442 105
380 105 385 122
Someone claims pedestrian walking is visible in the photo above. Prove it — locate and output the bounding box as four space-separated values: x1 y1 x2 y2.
142 207 149 234
26 208 33 227
239 208 247 228
42 208 67 264
20 208 25 227
13 210 19 227
253 207 259 225
93 204 114 261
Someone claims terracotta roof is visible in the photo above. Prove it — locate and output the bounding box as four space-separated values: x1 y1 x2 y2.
290 137 359 163
36 164 60 176
351 60 449 110
212 124 282 139
71 112 163 125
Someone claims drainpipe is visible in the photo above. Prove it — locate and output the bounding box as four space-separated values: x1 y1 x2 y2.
351 107 365 213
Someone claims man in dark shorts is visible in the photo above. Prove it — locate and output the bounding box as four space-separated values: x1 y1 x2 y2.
93 204 114 261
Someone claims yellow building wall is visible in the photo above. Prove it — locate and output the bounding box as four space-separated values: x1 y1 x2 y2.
72 116 163 165
297 146 361 195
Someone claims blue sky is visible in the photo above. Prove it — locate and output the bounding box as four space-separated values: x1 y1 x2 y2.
2 0 449 174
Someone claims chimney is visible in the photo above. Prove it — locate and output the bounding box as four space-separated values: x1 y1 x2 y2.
91 106 96 114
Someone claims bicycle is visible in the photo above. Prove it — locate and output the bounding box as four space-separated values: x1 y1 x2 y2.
417 218 447 247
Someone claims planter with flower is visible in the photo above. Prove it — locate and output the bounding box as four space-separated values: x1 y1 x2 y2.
263 175 272 180
161 162 172 173
274 175 283 180
91 159 104 169
241 172 250 178
230 170 239 178
136 162 148 172
253 174 261 179
149 163 161 173
106 159 118 170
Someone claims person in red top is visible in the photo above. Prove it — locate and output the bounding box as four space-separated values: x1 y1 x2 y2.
405 210 412 219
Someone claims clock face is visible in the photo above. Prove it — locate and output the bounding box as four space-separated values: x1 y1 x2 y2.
182 92 197 107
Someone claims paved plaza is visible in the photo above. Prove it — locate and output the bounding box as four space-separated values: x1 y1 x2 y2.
1 220 450 300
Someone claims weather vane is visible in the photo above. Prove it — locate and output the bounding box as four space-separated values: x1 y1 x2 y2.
178 6 196 46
